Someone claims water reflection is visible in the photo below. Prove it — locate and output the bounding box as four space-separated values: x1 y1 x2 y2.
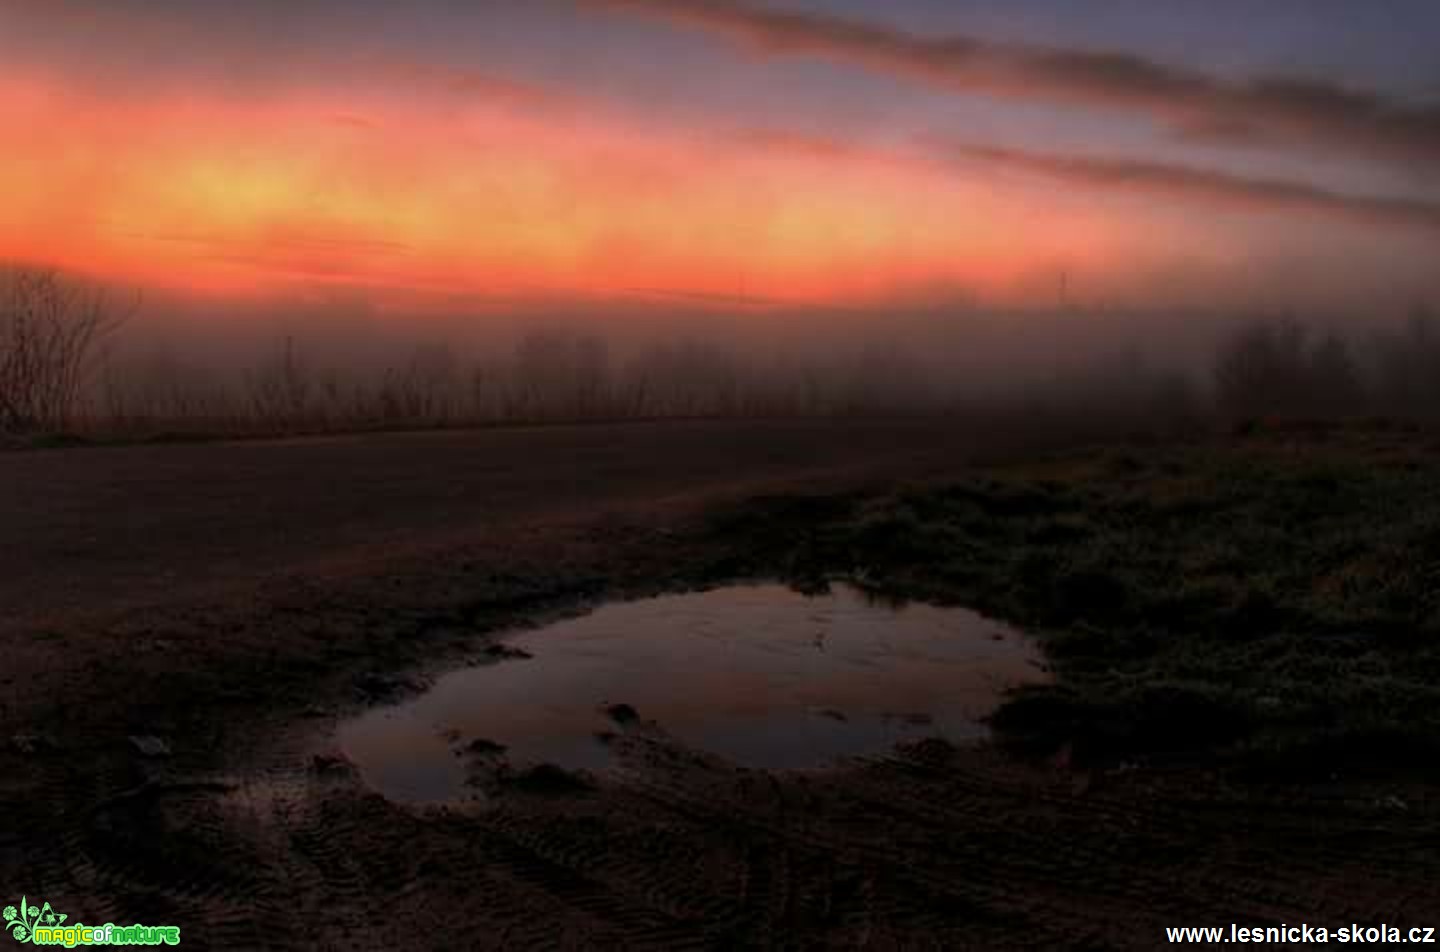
337 583 1043 803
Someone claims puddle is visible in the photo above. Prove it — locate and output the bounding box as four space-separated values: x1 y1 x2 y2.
337 584 1044 803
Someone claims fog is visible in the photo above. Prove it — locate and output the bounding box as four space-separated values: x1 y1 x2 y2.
4 262 1437 445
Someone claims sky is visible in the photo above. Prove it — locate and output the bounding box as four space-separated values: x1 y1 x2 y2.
2 0 1438 323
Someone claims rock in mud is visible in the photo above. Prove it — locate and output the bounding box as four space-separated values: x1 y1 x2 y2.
895 737 958 765
312 752 356 775
484 643 533 661
10 733 60 755
464 738 508 757
504 763 595 795
885 711 934 726
128 735 172 758
604 703 640 726
354 672 427 701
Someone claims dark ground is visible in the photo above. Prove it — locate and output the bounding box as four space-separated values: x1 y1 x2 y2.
0 419 977 633
2 419 1438 949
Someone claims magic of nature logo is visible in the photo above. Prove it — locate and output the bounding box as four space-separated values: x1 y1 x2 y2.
4 898 180 947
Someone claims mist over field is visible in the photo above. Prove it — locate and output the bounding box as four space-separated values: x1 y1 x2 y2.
4 266 1435 442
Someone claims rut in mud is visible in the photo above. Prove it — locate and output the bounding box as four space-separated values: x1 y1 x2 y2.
29 732 1440 951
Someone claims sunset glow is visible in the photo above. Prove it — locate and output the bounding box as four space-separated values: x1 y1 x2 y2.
0 72 1116 305
2 0 1438 313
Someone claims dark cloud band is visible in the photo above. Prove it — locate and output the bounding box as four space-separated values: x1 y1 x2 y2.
590 0 1440 166
932 140 1440 233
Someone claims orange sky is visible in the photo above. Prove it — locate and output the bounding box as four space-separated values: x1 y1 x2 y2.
2 0 1437 316
0 71 1139 307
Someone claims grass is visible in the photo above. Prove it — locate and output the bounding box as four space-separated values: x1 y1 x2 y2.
710 420 1440 775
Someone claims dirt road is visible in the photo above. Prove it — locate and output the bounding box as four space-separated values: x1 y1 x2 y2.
1 419 970 633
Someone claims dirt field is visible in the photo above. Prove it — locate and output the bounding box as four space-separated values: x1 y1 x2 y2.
3 420 1437 950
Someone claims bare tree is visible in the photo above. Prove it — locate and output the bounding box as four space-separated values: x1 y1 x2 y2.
1372 306 1440 418
375 343 461 426
0 269 128 433
1213 318 1375 421
625 341 742 417
245 336 313 430
1213 318 1311 420
505 330 612 421
1308 332 1365 417
510 329 571 420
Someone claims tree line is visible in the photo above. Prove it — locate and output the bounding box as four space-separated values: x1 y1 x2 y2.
4 267 1438 439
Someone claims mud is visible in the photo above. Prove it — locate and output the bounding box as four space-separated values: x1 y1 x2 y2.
3 421 1438 949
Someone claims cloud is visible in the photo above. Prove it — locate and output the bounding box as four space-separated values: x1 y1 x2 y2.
588 0 1440 166
931 140 1440 234
723 122 1440 236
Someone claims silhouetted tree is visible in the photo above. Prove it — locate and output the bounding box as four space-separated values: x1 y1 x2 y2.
1372 306 1440 418
1214 318 1312 420
1308 333 1365 417
245 336 313 428
0 269 126 433
508 329 612 421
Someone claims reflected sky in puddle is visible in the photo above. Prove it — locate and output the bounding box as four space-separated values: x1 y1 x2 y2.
337 584 1044 803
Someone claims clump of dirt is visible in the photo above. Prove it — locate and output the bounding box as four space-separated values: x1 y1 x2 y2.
502 763 596 795
484 644 533 661
603 703 640 726
465 738 508 757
